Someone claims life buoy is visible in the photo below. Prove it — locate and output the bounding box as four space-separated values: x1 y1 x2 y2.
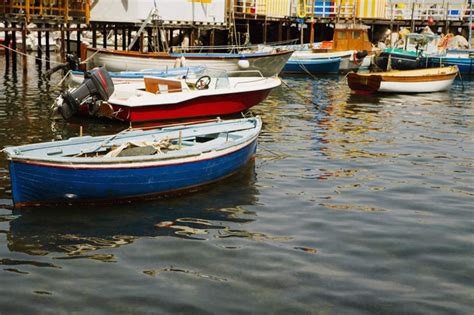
353 51 359 64
297 0 307 19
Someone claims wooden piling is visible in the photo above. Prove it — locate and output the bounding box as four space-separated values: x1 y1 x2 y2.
147 27 153 52
122 25 127 50
37 25 42 64
286 22 291 40
140 32 144 53
45 23 50 69
444 4 450 35
127 27 132 49
410 2 416 32
114 24 119 50
11 22 17 68
4 22 10 68
92 23 97 48
103 24 107 48
263 19 267 44
66 23 71 54
76 24 81 58
278 22 283 42
210 29 215 52
60 24 65 62
22 23 27 73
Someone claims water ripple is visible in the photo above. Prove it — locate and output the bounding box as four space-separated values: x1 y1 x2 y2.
0 60 473 313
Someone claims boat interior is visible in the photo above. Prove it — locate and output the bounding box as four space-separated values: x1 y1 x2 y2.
112 70 273 102
5 119 259 161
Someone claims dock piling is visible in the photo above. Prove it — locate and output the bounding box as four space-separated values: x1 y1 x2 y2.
66 24 70 54
92 23 97 48
4 22 10 68
11 22 17 69
122 25 127 50
115 24 119 50
76 24 81 58
45 23 50 69
59 24 66 62
21 22 27 73
37 24 42 65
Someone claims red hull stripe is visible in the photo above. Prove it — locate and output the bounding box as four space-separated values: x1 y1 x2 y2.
112 88 273 122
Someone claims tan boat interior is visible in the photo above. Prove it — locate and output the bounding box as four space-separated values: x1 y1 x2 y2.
144 77 183 94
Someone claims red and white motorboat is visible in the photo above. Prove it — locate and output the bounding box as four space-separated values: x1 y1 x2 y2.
54 67 281 123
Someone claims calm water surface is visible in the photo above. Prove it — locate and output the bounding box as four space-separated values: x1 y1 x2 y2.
0 58 473 314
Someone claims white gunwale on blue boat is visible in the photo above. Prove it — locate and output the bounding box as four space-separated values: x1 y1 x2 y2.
3 117 262 208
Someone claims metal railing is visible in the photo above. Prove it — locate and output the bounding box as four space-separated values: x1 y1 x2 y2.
386 1 472 21
233 0 268 18
232 0 471 21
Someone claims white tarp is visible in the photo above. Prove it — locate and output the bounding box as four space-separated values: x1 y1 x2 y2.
90 0 226 24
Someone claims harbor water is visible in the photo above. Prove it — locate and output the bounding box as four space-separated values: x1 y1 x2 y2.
0 60 473 314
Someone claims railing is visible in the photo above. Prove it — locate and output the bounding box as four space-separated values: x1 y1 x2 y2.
0 0 90 23
385 1 472 21
233 0 472 21
233 0 267 18
303 1 354 19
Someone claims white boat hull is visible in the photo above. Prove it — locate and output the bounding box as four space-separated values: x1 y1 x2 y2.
89 52 234 71
85 48 293 77
378 77 455 93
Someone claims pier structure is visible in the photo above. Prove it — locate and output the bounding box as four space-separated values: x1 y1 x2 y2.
0 0 472 72
232 1 472 46
0 0 90 71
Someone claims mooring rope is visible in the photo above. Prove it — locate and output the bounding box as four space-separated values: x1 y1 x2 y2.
56 70 72 87
0 43 64 65
280 78 320 109
80 49 100 65
292 55 319 80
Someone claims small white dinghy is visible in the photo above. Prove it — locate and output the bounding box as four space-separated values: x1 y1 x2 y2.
347 66 459 93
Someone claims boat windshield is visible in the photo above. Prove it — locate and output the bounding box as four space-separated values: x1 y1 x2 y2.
191 68 231 89
405 34 440 54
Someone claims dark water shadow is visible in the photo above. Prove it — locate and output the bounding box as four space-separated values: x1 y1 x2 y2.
4 162 259 258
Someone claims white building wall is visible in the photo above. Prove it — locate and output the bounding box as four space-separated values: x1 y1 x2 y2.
91 0 226 25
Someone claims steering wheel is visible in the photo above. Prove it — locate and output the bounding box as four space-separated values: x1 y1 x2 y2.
195 75 211 90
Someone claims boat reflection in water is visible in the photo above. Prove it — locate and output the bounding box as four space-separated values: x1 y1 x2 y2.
6 161 259 258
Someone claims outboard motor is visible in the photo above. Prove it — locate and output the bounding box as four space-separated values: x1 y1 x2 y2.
55 67 114 119
356 50 368 60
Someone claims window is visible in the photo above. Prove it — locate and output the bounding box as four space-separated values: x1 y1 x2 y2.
337 32 346 40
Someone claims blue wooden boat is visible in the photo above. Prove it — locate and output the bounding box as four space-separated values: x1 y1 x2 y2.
70 66 206 85
428 50 474 74
283 57 341 74
3 117 262 208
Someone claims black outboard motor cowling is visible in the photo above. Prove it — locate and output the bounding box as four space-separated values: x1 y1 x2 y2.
356 50 368 60
58 67 114 119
